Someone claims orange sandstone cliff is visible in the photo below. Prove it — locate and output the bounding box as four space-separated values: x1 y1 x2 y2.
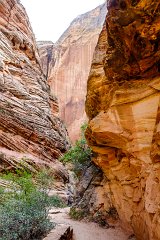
85 0 160 239
38 4 106 142
0 0 70 180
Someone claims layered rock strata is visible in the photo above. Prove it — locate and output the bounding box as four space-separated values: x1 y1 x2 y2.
85 0 160 239
0 0 70 182
38 4 106 142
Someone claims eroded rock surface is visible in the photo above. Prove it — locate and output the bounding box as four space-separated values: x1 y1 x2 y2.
38 4 106 142
0 0 70 181
85 0 160 239
74 164 111 216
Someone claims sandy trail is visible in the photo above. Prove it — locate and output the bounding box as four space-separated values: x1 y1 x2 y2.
49 208 130 240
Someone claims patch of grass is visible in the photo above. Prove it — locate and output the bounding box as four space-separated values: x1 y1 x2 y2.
49 195 66 208
69 207 86 220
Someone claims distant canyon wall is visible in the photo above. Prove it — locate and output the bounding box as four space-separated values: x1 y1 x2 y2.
38 4 106 142
0 0 70 181
85 0 160 239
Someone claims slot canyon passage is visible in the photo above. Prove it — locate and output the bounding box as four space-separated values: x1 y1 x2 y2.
0 0 160 240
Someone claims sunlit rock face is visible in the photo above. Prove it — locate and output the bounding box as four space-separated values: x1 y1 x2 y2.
38 4 106 142
0 0 70 181
85 0 160 239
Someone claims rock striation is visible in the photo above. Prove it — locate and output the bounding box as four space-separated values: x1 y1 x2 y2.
38 4 106 142
85 0 160 239
0 0 70 181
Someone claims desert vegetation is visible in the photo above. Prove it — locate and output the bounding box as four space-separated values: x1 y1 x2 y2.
60 123 92 177
0 170 64 240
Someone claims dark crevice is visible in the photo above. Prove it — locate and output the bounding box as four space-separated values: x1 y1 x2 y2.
120 1 127 10
131 0 140 7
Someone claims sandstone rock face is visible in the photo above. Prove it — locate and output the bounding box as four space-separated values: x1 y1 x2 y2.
38 4 106 142
85 0 160 239
0 0 70 181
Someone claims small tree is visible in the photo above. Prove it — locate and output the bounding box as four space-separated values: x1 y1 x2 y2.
0 170 64 240
60 123 92 176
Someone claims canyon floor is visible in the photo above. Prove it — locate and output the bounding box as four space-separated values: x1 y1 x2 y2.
46 208 131 240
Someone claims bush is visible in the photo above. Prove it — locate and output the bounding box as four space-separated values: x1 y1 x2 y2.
69 207 85 220
49 195 66 208
0 170 60 240
60 123 92 177
0 192 54 240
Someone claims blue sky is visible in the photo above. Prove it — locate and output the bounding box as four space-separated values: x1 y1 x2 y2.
21 0 105 42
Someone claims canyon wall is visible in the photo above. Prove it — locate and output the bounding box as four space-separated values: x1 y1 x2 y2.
38 41 54 80
0 0 70 182
85 0 160 239
38 4 106 142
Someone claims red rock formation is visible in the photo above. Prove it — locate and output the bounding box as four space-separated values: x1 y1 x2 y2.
0 0 70 181
38 4 106 142
86 0 160 239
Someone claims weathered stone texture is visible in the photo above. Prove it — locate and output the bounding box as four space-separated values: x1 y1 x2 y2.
85 0 160 239
38 4 106 142
74 163 115 225
0 0 70 179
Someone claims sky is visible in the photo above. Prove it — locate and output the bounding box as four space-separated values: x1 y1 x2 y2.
20 0 105 43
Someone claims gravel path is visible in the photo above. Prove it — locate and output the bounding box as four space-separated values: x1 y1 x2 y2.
49 208 130 240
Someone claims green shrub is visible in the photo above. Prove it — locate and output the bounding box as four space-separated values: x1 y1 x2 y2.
0 170 57 240
0 192 54 240
60 123 92 176
69 207 85 220
48 195 66 208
